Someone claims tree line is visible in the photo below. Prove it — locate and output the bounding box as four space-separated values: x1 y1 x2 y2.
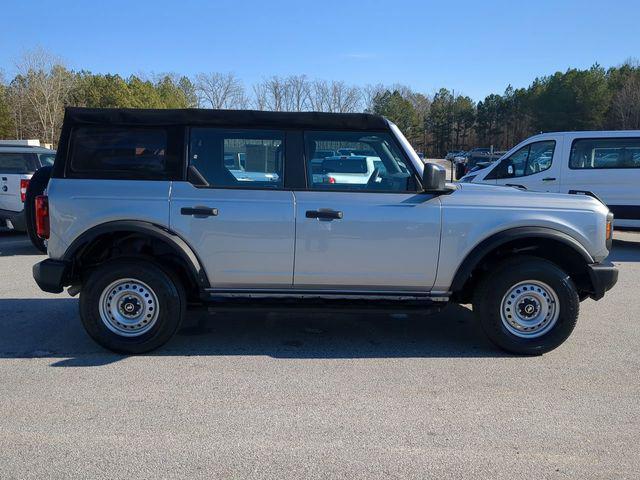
1 48 640 156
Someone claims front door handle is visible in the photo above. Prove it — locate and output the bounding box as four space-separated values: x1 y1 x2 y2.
306 209 343 220
542 177 557 182
181 206 218 218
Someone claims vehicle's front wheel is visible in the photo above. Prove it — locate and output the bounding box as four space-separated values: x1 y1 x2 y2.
473 256 579 355
79 259 186 354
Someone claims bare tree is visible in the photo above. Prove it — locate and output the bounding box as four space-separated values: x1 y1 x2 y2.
14 47 75 145
252 75 312 112
612 75 640 129
262 76 288 111
362 83 386 112
195 72 247 109
329 81 362 113
0 71 14 138
308 80 330 111
309 80 362 113
252 81 270 111
5 76 30 139
286 75 311 111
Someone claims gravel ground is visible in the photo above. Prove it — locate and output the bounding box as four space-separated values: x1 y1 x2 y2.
0 229 639 479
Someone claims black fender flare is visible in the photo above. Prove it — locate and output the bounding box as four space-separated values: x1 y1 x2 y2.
63 220 210 289
450 226 594 292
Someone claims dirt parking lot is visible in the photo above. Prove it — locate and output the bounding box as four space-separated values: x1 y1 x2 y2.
0 229 639 479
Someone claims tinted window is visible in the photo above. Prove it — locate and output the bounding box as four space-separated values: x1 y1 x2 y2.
0 153 33 173
190 129 284 189
70 127 179 179
37 153 56 167
569 138 640 169
491 141 555 179
305 131 418 192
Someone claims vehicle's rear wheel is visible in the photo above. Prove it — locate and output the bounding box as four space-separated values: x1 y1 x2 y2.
25 166 52 253
473 256 579 355
79 259 185 354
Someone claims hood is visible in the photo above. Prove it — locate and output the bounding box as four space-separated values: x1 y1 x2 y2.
455 182 609 214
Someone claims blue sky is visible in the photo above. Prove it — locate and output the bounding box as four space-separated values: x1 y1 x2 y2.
2 0 639 100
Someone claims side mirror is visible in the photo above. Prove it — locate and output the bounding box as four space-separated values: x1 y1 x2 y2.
422 163 447 192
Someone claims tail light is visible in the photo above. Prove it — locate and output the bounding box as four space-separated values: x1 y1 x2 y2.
327 176 336 184
35 195 50 239
20 179 30 203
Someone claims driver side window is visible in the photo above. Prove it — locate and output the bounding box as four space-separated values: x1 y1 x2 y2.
304 131 418 192
492 140 556 179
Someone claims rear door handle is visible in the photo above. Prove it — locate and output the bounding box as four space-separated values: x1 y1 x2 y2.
542 177 557 181
181 206 218 218
306 209 343 220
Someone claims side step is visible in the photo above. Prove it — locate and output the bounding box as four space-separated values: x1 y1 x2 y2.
202 297 446 315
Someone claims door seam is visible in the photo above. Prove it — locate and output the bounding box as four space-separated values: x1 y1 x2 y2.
291 190 297 286
167 181 173 229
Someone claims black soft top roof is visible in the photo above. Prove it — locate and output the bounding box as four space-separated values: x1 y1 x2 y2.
63 107 390 131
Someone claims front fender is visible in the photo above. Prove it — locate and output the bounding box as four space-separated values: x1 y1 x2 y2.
448 226 594 293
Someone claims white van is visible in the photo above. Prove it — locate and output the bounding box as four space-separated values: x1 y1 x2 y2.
460 131 640 228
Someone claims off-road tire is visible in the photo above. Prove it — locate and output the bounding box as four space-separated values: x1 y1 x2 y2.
79 259 186 354
473 255 580 355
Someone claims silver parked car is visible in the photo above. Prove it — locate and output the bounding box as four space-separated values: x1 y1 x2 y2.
32 108 618 355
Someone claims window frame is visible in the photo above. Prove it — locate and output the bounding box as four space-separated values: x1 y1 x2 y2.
301 129 423 194
187 126 288 191
66 125 183 181
568 137 640 170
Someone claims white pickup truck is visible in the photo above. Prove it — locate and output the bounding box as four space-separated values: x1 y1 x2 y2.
320 155 382 185
0 142 55 231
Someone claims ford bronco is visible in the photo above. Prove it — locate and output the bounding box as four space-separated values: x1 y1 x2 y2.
32 108 618 354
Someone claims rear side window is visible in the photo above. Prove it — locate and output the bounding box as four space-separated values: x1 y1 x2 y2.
569 138 640 169
0 153 34 174
189 128 284 189
69 126 181 180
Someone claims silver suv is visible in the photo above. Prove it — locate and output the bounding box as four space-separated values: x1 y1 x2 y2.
32 108 618 355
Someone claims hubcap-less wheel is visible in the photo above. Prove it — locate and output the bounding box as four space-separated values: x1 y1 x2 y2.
98 279 160 337
500 280 560 338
